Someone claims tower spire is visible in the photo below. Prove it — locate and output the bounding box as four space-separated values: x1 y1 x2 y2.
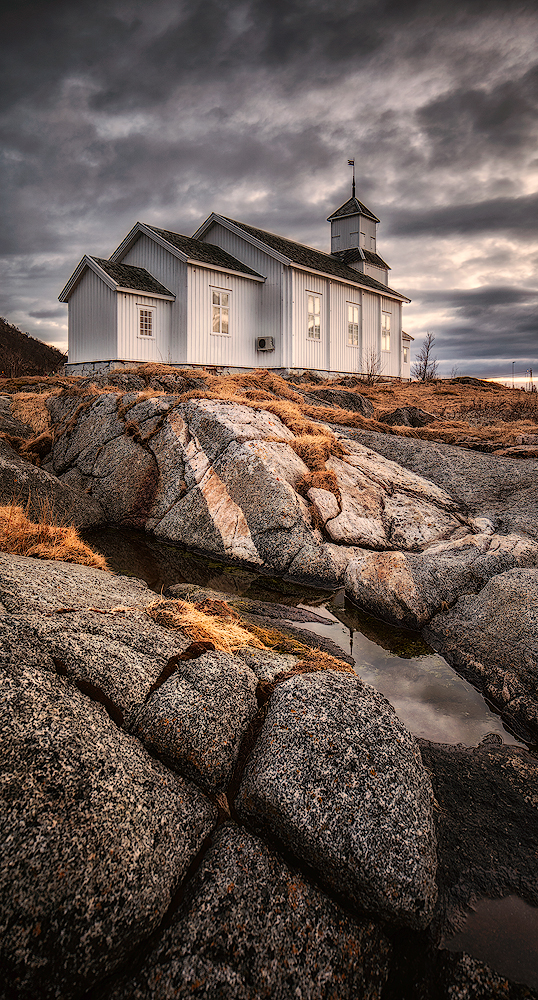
348 159 355 199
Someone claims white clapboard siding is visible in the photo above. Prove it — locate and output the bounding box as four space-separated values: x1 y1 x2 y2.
121 233 187 361
291 271 329 370
116 293 172 363
199 223 282 366
326 282 363 374
362 291 380 368
187 266 261 367
68 269 117 363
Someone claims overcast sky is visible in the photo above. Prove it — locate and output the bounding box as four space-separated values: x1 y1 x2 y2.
1 0 537 377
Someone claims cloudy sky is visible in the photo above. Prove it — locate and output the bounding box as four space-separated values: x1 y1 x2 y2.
1 0 537 377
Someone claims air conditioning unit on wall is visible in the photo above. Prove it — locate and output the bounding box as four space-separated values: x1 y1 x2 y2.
256 336 275 351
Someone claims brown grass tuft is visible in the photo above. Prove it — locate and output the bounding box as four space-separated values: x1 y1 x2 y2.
289 434 345 471
0 502 108 568
12 392 56 434
145 598 265 653
295 469 341 502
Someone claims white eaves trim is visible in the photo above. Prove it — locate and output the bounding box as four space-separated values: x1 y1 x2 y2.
185 258 265 282
116 287 175 301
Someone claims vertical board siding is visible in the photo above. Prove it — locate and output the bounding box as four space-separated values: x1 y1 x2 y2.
291 271 329 370
68 270 117 363
187 266 261 367
364 264 388 285
117 293 172 362
330 216 359 251
327 282 363 375
121 234 187 361
199 223 282 366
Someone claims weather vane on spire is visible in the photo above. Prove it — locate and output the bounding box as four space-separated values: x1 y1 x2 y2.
348 159 355 199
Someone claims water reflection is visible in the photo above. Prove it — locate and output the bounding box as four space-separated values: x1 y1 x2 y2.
87 527 524 748
443 896 538 989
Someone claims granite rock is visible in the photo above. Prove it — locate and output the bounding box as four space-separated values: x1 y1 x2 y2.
0 438 104 528
424 568 538 741
306 386 375 417
0 658 216 1000
236 671 438 929
129 651 259 792
98 824 392 1000
378 406 436 428
344 532 538 629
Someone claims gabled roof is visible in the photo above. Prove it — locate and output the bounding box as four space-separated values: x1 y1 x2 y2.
194 214 408 301
59 255 175 302
110 222 265 280
327 197 380 224
333 247 391 270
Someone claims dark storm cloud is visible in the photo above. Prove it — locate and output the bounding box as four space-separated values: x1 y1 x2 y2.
388 192 538 237
417 63 538 164
410 284 538 374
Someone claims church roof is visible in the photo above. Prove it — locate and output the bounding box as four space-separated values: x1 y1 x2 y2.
333 248 391 270
217 216 407 300
143 225 264 278
90 258 175 296
327 197 380 224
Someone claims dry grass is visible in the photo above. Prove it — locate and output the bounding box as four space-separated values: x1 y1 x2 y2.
296 469 342 502
145 598 266 653
289 433 345 471
11 392 57 434
0 502 108 568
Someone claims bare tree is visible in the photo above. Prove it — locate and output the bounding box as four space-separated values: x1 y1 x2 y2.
412 331 438 381
361 348 384 384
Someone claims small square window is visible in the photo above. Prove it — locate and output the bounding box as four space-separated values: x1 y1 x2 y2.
139 308 154 337
307 293 321 339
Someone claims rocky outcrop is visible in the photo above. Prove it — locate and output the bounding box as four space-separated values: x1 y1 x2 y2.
424 568 538 741
0 653 216 1000
237 670 438 929
0 438 104 528
378 405 436 427
344 532 538 629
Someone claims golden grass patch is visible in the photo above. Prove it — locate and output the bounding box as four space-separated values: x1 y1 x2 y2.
11 392 56 435
0 502 107 568
145 598 266 653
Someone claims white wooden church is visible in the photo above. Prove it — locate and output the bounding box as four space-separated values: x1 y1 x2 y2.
59 195 411 377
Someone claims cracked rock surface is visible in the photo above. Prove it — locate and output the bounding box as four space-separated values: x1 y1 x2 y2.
236 670 438 929
0 654 216 1000
97 824 393 1000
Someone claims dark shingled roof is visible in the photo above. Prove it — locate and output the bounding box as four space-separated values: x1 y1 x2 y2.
327 197 380 224
143 225 264 278
91 258 174 296
220 217 407 300
333 248 391 270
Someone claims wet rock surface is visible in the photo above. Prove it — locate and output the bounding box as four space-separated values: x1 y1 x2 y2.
0 655 216 1000
425 568 538 741
98 825 393 1000
237 670 438 929
418 737 538 940
129 651 259 792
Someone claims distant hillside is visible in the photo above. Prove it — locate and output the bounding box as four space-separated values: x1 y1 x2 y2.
0 317 66 377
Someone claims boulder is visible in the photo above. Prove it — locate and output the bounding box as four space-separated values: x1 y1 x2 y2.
306 386 375 417
0 395 35 437
98 824 393 1000
236 671 438 929
424 568 538 741
378 406 436 427
0 657 216 1000
129 651 259 793
0 438 104 528
344 532 538 629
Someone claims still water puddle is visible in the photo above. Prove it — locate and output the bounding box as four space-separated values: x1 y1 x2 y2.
443 896 538 989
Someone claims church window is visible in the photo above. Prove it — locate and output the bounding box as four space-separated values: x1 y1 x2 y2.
347 303 360 346
138 306 154 337
307 293 321 339
381 311 391 351
212 288 230 335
